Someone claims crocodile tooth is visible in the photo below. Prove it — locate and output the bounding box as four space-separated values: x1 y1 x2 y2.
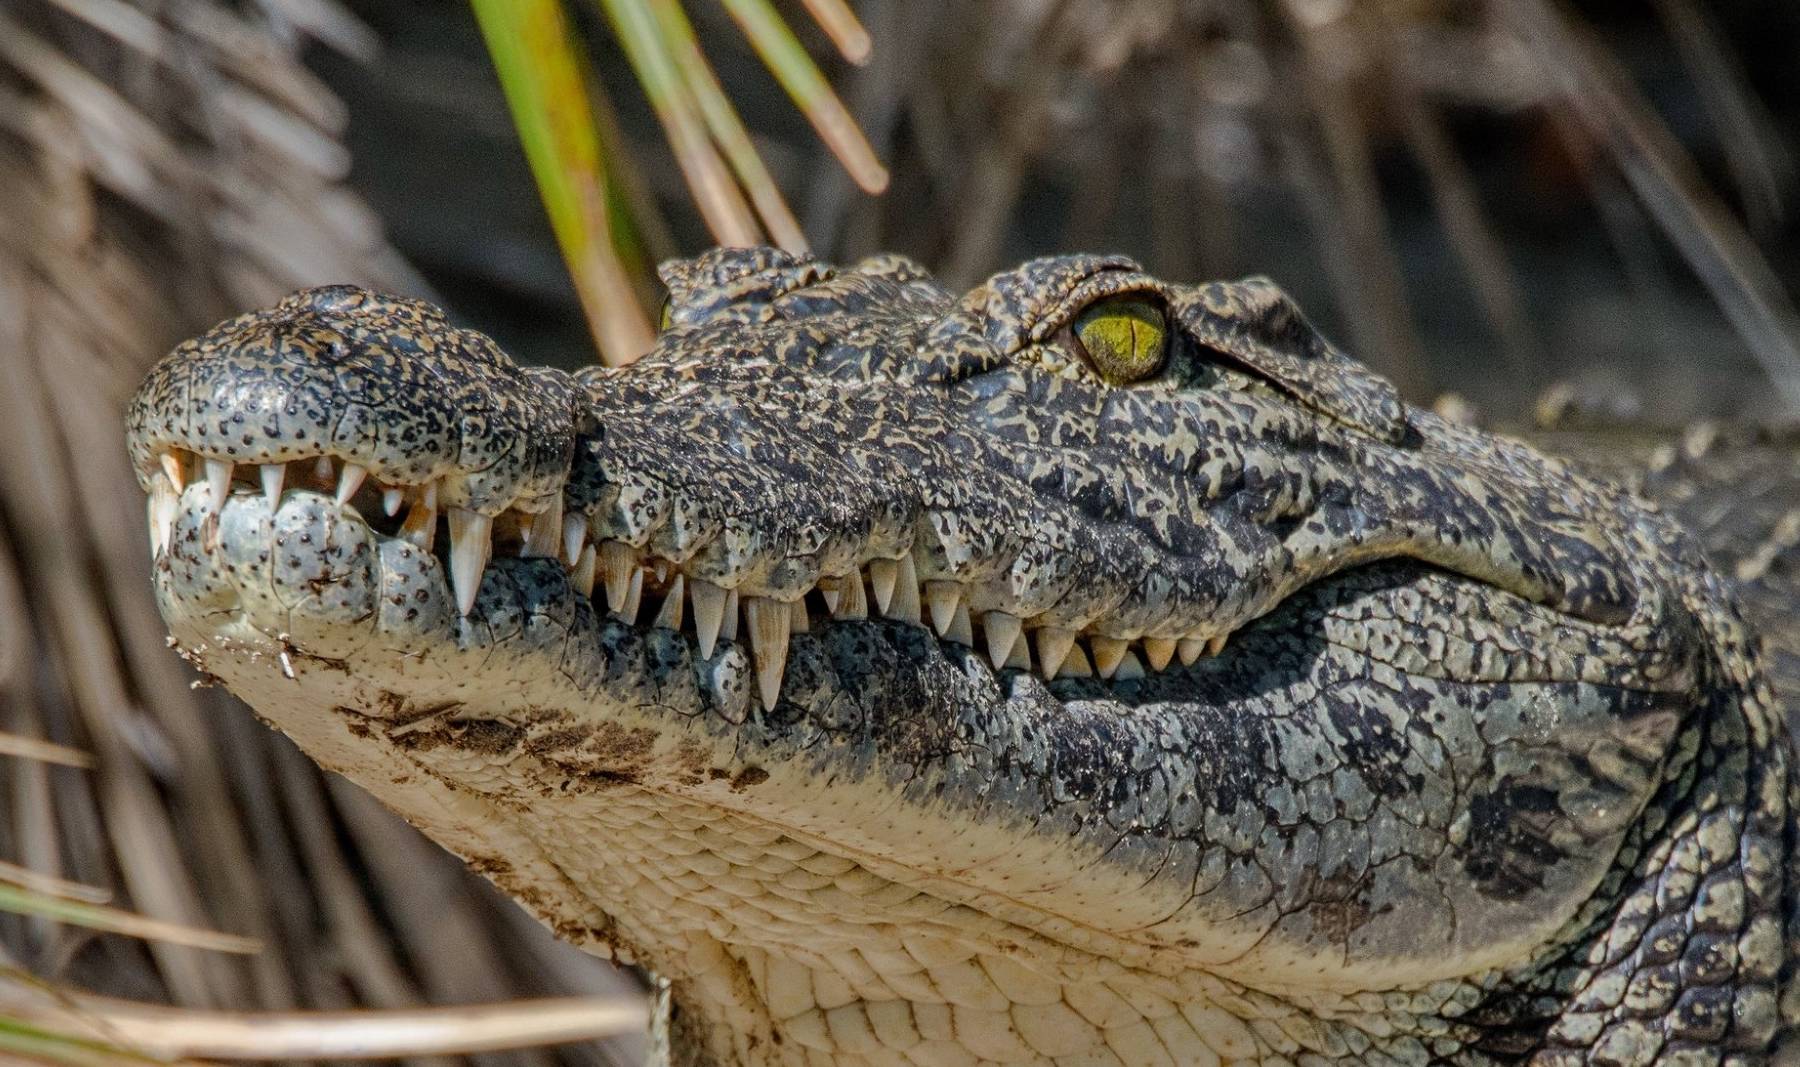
744 597 790 709
1113 650 1146 681
1207 634 1228 656
720 589 740 641
1003 632 1033 671
562 513 588 566
314 455 334 483
983 612 1022 669
817 576 841 613
924 581 962 636
260 464 286 511
1057 643 1094 679
523 496 563 559
789 599 810 634
886 555 922 624
1142 637 1177 672
335 463 368 506
382 487 405 516
655 574 684 630
619 568 644 621
832 572 868 619
1177 637 1208 666
691 578 729 658
422 480 438 510
203 459 233 514
160 451 186 492
571 543 597 597
446 507 493 616
946 601 974 647
1089 636 1128 678
149 477 178 557
400 495 438 553
1035 627 1076 679
599 541 637 612
867 559 899 613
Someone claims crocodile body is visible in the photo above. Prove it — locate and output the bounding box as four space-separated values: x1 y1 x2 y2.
125 248 1798 1065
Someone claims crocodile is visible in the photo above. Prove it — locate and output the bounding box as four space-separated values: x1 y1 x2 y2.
125 247 1799 1066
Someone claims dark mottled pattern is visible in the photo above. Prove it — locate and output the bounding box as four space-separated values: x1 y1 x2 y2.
126 248 1797 1066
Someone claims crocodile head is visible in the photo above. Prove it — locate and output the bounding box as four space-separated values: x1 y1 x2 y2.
127 248 1795 1065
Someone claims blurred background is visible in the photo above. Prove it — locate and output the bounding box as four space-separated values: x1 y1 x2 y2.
0 0 1796 1062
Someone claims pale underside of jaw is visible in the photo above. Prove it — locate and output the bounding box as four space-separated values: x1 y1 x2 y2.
144 448 1232 710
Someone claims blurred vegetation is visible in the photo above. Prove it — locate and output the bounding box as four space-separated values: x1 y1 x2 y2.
0 0 1796 1063
347 0 1798 418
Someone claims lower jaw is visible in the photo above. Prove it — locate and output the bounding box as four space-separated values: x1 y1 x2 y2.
148 477 1237 729
146 449 1239 710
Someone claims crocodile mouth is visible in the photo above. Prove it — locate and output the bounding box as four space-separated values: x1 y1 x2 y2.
146 448 1233 712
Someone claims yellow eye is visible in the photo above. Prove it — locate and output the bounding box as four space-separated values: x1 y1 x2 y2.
657 294 674 331
1071 297 1167 383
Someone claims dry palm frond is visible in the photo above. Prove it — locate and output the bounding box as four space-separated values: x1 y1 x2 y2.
0 1 641 1063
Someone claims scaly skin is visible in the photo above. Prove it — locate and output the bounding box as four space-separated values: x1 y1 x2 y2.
126 248 1798 1065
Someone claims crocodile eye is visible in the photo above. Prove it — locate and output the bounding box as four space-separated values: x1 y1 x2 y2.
1070 297 1167 384
657 294 674 331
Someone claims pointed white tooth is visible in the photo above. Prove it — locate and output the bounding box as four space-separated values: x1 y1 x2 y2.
383 487 405 516
599 541 637 612
422 480 439 509
446 507 493 616
523 496 563 559
868 559 899 613
691 579 728 658
400 497 438 552
1113 650 1146 681
260 464 286 511
818 577 841 613
1090 636 1128 679
924 581 962 636
203 459 233 514
571 543 597 597
744 597 791 709
149 478 177 557
789 599 810 634
721 589 739 641
983 612 1022 669
335 463 368 506
1143 637 1177 672
1004 632 1033 671
655 574 684 630
1178 637 1208 666
886 555 921 624
832 572 868 619
160 452 186 491
945 601 974 647
1035 627 1076 679
314 455 335 482
1207 634 1228 657
619 568 644 621
1057 644 1093 679
146 494 161 559
562 513 588 566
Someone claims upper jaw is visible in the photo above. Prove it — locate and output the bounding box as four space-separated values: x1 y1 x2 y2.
127 280 1696 715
